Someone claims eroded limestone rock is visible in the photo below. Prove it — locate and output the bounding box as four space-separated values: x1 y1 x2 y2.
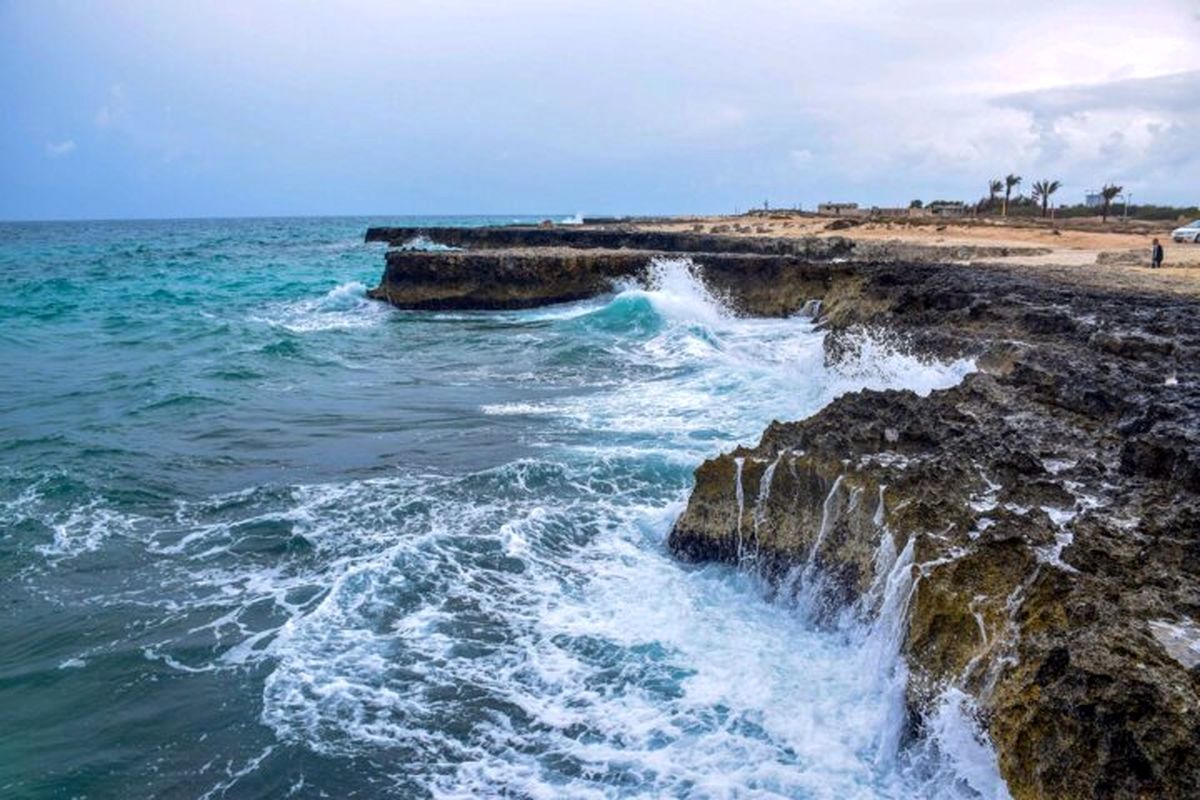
669 263 1200 799
363 223 1200 796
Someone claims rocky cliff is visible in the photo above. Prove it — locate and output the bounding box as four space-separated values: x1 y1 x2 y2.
671 261 1200 799
365 225 1200 798
367 248 837 314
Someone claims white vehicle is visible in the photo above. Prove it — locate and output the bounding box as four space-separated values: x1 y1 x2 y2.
1171 220 1200 243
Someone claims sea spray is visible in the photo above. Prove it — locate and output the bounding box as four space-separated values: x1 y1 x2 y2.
256 280 389 332
866 534 917 767
0 218 1003 799
397 234 461 252
829 325 976 399
613 256 733 329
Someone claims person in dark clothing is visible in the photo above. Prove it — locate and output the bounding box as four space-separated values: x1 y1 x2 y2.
1152 238 1164 269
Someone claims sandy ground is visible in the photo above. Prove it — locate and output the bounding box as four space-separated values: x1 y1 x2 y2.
641 214 1200 298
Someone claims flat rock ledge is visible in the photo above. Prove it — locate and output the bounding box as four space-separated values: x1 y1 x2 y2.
367 248 838 315
366 224 1050 261
364 226 1200 798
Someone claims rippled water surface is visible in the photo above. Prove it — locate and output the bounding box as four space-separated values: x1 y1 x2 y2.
0 217 1005 798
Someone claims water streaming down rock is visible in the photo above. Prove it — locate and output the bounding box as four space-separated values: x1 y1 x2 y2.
712 452 1007 797
865 535 917 769
785 473 848 616
0 225 1006 799
666 242 1200 797
359 221 1200 797
861 486 897 617
733 456 746 561
807 474 845 568
750 452 783 564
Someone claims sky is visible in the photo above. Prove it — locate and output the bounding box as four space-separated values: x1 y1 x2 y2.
1 0 1198 220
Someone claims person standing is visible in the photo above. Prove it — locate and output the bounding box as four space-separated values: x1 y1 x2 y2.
1151 238 1164 269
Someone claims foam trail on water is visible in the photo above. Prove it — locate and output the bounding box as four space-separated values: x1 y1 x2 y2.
256 280 388 332
8 241 1009 798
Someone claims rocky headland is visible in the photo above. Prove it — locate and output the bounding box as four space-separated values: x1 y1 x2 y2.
365 221 1200 798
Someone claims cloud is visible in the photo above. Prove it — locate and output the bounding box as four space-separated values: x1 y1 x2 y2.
45 139 76 158
95 83 126 129
5 0 1200 217
991 71 1200 193
789 149 814 168
994 71 1200 118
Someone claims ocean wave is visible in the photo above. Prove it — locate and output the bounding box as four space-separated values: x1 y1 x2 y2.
1 217 1003 798
255 281 388 333
398 235 461 252
828 326 977 398
0 472 146 560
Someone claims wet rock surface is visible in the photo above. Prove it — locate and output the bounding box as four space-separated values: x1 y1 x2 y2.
365 225 1200 797
366 226 1047 316
367 247 837 315
670 261 1200 799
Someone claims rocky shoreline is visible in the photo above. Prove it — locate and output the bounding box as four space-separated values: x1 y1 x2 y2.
365 224 1200 799
366 223 1051 263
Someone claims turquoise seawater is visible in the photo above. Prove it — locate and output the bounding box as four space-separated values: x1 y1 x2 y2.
0 217 1005 799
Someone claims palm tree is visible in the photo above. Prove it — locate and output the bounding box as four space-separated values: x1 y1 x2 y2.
988 179 1002 212
1100 184 1123 222
1031 179 1061 218
1003 174 1021 218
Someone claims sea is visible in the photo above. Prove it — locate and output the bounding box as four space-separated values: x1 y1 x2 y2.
0 216 1009 799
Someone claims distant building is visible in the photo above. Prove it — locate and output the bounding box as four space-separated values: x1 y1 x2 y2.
817 202 862 216
1085 193 1103 208
928 200 968 217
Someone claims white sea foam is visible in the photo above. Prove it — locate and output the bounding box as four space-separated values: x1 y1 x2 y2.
478 260 970 460
911 689 1012 800
260 264 997 794
630 256 734 328
828 327 976 399
256 281 388 333
26 256 1005 797
0 477 144 560
479 401 559 416
398 235 461 252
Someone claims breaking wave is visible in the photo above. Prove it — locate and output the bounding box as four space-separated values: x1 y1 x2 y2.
255 280 388 332
398 235 462 252
3 221 1003 799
